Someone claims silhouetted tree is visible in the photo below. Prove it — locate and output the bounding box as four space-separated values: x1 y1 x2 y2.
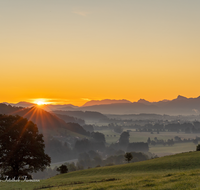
147 137 151 144
74 139 91 153
119 131 130 147
196 144 200 151
124 152 133 163
56 165 68 174
0 115 51 179
91 132 105 143
174 136 181 142
167 139 174 146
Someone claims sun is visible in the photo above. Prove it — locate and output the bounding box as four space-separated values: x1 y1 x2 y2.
36 101 45 106
33 99 48 106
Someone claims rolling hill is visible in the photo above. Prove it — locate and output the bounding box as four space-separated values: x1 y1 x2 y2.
0 104 88 137
53 110 109 123
1 151 200 189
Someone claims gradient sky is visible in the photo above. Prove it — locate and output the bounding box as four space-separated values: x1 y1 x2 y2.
1 0 200 106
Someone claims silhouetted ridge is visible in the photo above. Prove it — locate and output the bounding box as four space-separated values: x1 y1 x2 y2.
137 99 151 105
176 95 187 100
2 95 200 115
82 99 131 107
79 96 200 115
53 110 109 122
0 104 88 136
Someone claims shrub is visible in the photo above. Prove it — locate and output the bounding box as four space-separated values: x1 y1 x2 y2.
196 144 200 151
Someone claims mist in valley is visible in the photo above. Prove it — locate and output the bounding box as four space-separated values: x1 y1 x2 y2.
1 100 200 179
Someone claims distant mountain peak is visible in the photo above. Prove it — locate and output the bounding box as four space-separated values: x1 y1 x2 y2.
176 95 187 100
82 99 132 107
1 102 9 105
137 99 151 104
160 99 170 102
5 101 35 108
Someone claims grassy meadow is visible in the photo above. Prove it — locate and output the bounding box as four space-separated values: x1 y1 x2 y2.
1 151 200 190
100 129 199 144
150 142 196 157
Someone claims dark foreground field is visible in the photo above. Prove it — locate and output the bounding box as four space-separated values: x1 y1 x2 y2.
1 151 200 190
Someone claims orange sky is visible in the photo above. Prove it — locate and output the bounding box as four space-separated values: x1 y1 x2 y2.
1 1 200 106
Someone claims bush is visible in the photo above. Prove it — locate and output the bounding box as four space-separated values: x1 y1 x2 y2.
196 144 200 151
56 165 68 174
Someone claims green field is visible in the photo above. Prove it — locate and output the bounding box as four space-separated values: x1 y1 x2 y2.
99 129 198 156
100 129 199 144
150 142 196 157
2 151 200 190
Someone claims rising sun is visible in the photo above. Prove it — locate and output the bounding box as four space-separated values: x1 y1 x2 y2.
36 101 45 106
33 99 48 106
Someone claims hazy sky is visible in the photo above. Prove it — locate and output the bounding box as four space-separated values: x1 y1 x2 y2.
1 0 200 105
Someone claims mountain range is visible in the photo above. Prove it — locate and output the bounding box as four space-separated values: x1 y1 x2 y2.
78 95 200 115
2 95 200 115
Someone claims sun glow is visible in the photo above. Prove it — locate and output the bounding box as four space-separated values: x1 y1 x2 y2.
36 101 45 106
33 99 49 106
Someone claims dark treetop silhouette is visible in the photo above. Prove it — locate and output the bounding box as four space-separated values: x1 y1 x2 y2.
0 114 51 179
